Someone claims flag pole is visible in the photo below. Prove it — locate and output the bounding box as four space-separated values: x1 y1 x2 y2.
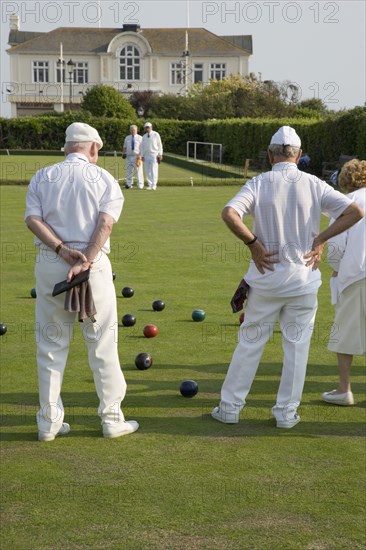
59 42 64 113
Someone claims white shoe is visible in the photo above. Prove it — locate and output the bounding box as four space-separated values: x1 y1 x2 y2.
276 414 301 429
322 390 354 406
103 420 139 439
38 422 70 442
211 406 239 424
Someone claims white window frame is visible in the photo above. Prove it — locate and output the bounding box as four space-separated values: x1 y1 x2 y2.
55 62 66 84
32 61 49 83
170 62 186 86
193 63 204 84
119 45 141 81
73 62 89 84
210 63 226 81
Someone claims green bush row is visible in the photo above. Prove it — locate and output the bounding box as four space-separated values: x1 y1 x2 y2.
1 107 364 175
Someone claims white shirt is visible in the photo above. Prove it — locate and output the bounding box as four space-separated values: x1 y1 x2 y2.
327 187 366 296
141 130 163 157
226 162 352 296
25 153 124 254
123 133 142 156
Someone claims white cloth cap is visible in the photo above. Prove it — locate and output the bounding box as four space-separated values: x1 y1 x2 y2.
65 123 103 149
270 126 301 148
144 122 152 128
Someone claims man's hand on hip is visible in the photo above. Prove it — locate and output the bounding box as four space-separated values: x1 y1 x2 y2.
249 240 279 274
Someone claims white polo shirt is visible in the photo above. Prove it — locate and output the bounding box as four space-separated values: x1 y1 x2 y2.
25 153 124 254
327 187 366 295
123 134 142 156
141 131 163 157
226 162 352 296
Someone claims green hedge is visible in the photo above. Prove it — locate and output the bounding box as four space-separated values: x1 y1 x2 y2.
202 108 366 173
0 107 364 175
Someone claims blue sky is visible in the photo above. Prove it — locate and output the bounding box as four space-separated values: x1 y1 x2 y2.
1 0 365 117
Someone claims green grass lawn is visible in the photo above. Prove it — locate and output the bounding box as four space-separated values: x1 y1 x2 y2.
0 152 251 186
0 186 365 550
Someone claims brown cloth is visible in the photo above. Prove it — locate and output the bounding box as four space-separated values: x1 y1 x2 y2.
64 281 97 322
230 279 250 313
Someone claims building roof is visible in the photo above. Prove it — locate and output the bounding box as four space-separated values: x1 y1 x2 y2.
7 27 252 56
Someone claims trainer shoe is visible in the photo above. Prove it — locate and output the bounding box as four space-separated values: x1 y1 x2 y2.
103 420 139 439
322 390 354 406
38 422 70 442
211 406 239 424
276 414 301 429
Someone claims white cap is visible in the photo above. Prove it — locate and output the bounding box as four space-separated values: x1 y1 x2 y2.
65 122 103 149
144 122 152 128
270 126 301 148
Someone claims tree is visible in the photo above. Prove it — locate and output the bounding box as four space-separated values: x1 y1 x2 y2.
187 74 289 119
295 98 328 115
82 85 136 118
129 90 156 118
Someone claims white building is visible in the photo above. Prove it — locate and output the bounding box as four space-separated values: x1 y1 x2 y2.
6 16 252 117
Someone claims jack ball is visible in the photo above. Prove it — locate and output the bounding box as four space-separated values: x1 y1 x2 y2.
180 380 199 398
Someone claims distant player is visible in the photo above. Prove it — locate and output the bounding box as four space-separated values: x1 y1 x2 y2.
122 124 144 189
141 122 163 190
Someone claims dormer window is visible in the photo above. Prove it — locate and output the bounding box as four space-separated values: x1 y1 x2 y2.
119 45 140 80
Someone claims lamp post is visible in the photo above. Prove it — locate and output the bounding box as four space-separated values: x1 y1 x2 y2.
57 58 65 112
67 59 75 109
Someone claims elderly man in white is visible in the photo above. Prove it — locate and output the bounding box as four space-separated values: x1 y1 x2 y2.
211 126 363 429
25 122 139 441
141 122 163 190
122 124 144 189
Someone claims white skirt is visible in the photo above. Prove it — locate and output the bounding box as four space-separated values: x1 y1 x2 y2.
328 278 366 355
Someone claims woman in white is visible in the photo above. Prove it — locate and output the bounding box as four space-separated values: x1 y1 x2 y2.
323 160 366 405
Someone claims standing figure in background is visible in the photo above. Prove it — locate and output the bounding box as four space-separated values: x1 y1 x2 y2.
141 122 163 191
122 124 144 189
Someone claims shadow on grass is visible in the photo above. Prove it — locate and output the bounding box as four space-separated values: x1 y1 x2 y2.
1 414 365 441
1 387 365 441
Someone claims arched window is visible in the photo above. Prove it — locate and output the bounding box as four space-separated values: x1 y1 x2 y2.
119 45 140 80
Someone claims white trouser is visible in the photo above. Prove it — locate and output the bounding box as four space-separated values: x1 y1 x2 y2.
126 155 144 188
220 290 318 418
35 247 127 435
144 155 159 189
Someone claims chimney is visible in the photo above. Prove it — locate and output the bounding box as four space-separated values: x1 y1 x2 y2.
9 14 20 31
122 24 140 33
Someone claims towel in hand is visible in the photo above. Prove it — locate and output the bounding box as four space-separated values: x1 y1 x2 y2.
230 279 250 313
64 281 96 322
